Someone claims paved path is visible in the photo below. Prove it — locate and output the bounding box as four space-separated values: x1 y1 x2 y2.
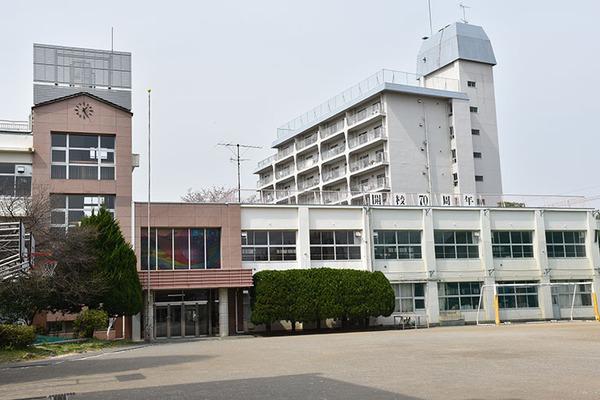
2 322 600 399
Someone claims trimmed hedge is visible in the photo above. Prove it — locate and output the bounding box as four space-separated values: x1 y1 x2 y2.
74 309 108 338
251 269 395 329
0 324 36 349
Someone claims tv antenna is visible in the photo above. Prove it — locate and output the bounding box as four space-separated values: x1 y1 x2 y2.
427 0 433 36
218 143 262 202
459 3 471 23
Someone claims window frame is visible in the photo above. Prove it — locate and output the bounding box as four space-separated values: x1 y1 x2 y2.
545 231 586 258
50 132 116 180
434 230 479 259
373 230 422 260
0 163 32 197
393 283 426 313
241 230 297 262
438 281 482 311
497 280 539 309
50 194 115 229
492 231 534 259
309 230 361 261
141 227 221 270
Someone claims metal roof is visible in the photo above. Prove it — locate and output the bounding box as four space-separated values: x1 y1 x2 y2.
417 22 496 77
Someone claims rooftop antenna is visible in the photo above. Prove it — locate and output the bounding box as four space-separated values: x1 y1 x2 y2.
218 143 262 202
459 3 471 23
111 27 114 52
427 0 433 36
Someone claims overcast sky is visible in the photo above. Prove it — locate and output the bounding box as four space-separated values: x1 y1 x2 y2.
1 0 599 204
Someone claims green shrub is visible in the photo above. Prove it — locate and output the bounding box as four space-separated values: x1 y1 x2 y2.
251 268 395 330
73 309 108 338
0 324 36 349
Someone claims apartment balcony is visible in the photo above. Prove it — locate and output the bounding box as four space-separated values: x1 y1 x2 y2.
322 168 346 184
257 175 273 188
255 155 276 172
323 191 348 204
351 177 390 193
348 126 385 150
276 189 293 200
321 145 345 162
297 134 318 151
275 166 294 180
347 102 383 128
298 177 320 191
275 146 295 163
297 156 318 172
320 119 344 140
349 152 387 173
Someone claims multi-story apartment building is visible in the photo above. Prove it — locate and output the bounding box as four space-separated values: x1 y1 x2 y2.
255 22 502 207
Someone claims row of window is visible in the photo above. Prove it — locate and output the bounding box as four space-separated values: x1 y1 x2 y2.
393 280 592 313
50 194 115 228
140 228 221 270
238 229 591 262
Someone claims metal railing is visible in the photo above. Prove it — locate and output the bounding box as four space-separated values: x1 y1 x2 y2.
0 120 30 132
275 166 294 180
297 156 318 171
256 155 276 170
298 177 320 190
349 152 387 172
276 69 459 137
349 126 385 149
347 102 382 126
322 144 345 161
297 134 318 150
323 167 345 183
257 176 273 187
320 119 345 139
351 177 389 192
276 146 294 161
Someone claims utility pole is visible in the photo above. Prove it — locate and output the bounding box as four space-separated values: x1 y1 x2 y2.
145 88 152 342
218 143 261 202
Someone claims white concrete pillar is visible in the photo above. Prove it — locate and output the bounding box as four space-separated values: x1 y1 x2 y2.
363 207 373 272
479 209 496 321
297 206 311 269
219 288 229 337
533 210 553 319
422 208 439 324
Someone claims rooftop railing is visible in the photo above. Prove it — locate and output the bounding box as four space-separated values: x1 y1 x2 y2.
276 69 459 138
0 120 30 132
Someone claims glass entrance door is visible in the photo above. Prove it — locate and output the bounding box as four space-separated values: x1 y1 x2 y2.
169 305 182 337
184 305 197 336
155 306 168 338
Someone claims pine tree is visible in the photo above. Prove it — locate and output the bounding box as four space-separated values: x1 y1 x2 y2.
80 208 143 316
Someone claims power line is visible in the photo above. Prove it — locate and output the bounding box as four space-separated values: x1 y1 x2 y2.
218 143 262 202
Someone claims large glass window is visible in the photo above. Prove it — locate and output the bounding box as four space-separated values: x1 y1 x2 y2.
309 230 361 260
393 283 425 313
51 133 115 180
492 231 534 258
50 194 115 229
141 228 221 270
241 230 296 261
546 231 586 258
438 282 482 311
0 163 32 197
497 281 539 309
552 280 592 307
434 231 479 259
374 230 421 260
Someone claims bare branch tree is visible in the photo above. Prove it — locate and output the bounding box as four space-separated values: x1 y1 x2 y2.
181 186 238 203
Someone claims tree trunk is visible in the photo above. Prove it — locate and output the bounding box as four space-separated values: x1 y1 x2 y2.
266 322 272 335
291 320 296 334
316 318 321 331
